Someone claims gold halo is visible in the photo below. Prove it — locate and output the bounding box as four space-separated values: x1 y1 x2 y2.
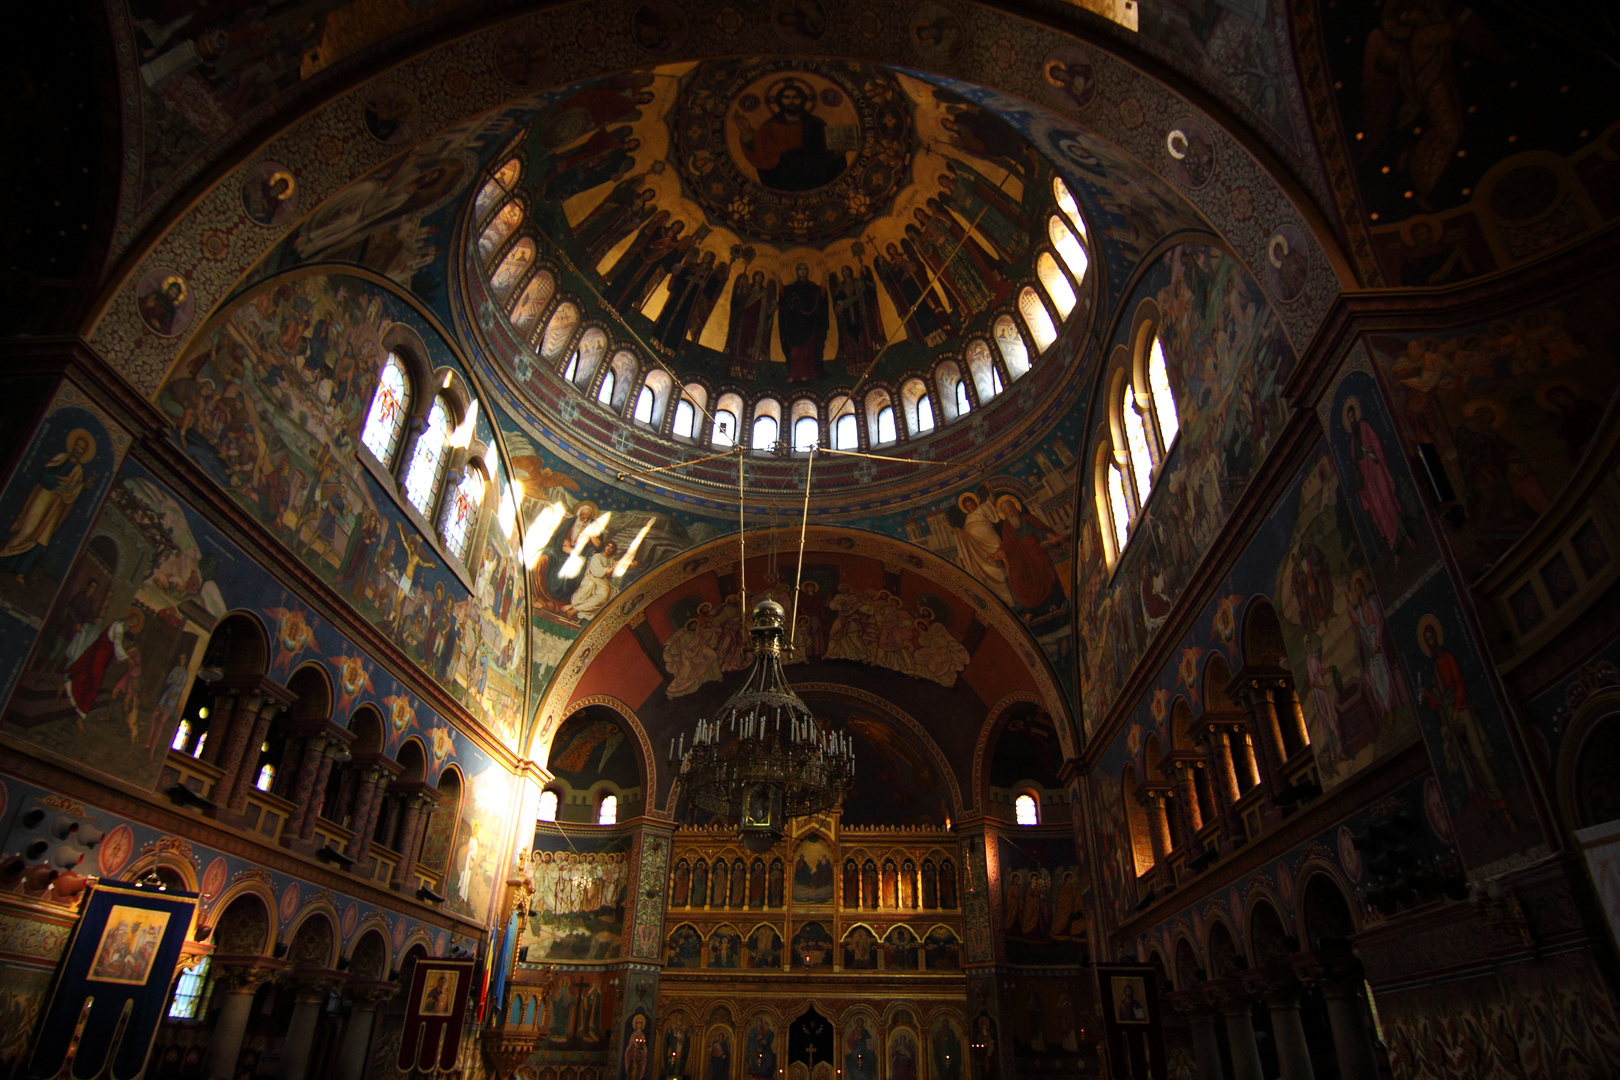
1340 395 1361 433
66 429 96 461
995 494 1021 516
123 609 145 635
268 170 296 194
764 76 817 113
1416 614 1444 655
574 500 599 518
1462 399 1506 428
159 275 186 300
957 492 979 514
1349 572 1370 597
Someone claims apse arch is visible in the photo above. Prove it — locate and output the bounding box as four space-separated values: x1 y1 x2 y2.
540 695 655 822
527 526 1075 766
970 690 1055 812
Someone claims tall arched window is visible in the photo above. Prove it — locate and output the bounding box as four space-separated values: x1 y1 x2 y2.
1019 287 1058 353
916 394 935 433
361 353 411 467
490 238 535 301
596 368 617 406
597 793 618 825
538 790 559 822
1106 458 1131 553
965 339 999 404
1052 176 1087 240
752 413 778 452
673 399 697 439
1036 253 1076 318
793 416 819 452
1015 793 1039 825
1048 215 1090 284
541 302 581 361
1122 383 1155 501
1148 335 1181 450
479 202 523 266
439 464 486 560
475 158 521 220
876 406 897 444
832 411 858 450
510 270 555 336
712 409 738 447
403 397 452 516
634 386 655 424
954 379 971 417
993 316 1031 380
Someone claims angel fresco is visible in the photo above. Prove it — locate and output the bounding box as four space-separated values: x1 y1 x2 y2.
830 265 884 374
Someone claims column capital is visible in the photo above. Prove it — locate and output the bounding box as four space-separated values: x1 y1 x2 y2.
285 967 347 1001
1241 961 1303 1007
1290 947 1363 991
346 978 400 1009
212 954 285 991
1200 976 1253 1013
1162 987 1214 1016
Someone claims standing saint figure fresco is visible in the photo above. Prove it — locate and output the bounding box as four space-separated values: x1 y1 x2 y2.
1343 397 1412 567
778 264 830 382
0 428 98 581
1417 615 1513 830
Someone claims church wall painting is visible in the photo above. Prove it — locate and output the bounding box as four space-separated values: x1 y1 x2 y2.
1360 281 1620 580
0 393 126 707
993 834 1085 966
527 830 632 962
1076 243 1297 732
157 271 530 752
2 459 509 907
1318 0 1620 286
793 834 836 904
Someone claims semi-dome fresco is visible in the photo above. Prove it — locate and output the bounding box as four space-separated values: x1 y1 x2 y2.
463 59 1095 493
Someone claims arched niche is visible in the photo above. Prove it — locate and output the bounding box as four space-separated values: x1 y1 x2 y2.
544 705 646 824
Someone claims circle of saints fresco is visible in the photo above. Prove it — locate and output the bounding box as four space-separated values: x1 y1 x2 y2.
673 59 914 244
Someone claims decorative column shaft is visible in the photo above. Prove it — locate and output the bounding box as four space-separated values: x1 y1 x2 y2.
287 735 330 829
338 984 396 1080
392 790 436 890
1263 982 1315 1080
279 972 344 1080
1217 999 1263 1080
209 692 265 801
200 692 242 766
381 795 404 850
205 961 281 1080
1320 979 1379 1080
227 700 286 815
347 766 387 863
1188 1011 1225 1080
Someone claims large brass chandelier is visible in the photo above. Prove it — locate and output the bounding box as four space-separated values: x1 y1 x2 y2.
668 597 855 852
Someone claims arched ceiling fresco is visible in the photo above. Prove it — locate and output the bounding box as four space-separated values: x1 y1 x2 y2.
537 534 1065 813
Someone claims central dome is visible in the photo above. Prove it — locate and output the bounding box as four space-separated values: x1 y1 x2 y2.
461 58 1096 509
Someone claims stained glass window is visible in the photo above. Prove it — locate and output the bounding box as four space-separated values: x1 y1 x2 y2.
439 465 486 560
510 270 555 336
478 202 523 266
361 353 411 466
167 956 212 1020
994 316 1030 380
403 397 451 516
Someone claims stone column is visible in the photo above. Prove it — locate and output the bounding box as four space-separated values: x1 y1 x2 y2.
226 699 288 815
200 691 242 766
279 970 345 1080
208 692 264 798
1320 978 1378 1080
1170 762 1205 837
1208 731 1241 806
1232 676 1291 791
347 765 387 863
205 959 282 1080
287 735 330 831
1294 953 1377 1080
338 981 397 1080
380 794 404 850
393 788 438 891
1258 974 1314 1080
1166 991 1225 1080
1207 983 1262 1080
331 767 357 829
